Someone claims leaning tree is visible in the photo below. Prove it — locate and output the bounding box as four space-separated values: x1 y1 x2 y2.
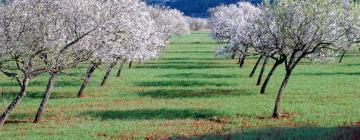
259 0 360 118
32 0 104 123
77 0 168 96
210 2 261 68
0 0 55 126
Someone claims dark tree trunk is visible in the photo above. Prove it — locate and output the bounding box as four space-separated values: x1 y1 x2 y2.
256 57 268 86
272 71 292 118
100 62 117 87
0 78 29 127
339 52 346 63
239 53 246 68
77 63 97 98
261 61 282 94
128 61 133 68
116 60 127 77
249 56 263 77
34 74 57 123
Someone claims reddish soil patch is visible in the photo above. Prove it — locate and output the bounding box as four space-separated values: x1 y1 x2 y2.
272 112 298 120
209 117 230 124
355 122 360 126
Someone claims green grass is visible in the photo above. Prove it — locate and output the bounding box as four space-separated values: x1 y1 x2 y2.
0 31 359 139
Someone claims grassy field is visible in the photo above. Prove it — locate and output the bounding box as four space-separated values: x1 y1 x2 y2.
0 31 359 139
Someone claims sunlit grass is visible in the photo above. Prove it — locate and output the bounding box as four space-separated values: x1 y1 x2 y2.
0 31 359 139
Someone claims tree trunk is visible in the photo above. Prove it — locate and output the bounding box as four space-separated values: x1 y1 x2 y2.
116 60 127 77
128 61 133 68
256 57 268 86
249 56 263 77
239 53 246 68
0 78 29 127
34 74 57 123
272 71 292 118
339 52 346 63
77 63 97 98
100 62 117 87
261 61 282 94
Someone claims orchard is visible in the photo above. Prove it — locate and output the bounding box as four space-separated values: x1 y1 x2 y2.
0 0 359 139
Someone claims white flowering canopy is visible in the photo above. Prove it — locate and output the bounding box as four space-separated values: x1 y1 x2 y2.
148 6 191 41
82 0 165 63
210 2 261 57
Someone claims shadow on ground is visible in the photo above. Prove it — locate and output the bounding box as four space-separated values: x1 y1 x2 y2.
169 126 360 140
134 64 232 70
0 91 76 100
82 108 221 120
297 72 360 76
137 89 254 98
134 80 234 87
158 73 242 79
0 80 81 88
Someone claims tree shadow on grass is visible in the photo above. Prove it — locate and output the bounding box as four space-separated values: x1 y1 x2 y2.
296 72 360 76
146 61 223 65
134 80 233 87
0 91 76 100
158 73 241 79
137 89 254 98
0 80 81 88
134 64 232 70
160 58 219 61
172 126 360 140
82 108 221 120
341 63 360 67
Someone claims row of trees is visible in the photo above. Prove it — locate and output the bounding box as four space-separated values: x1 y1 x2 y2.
209 0 360 118
0 0 190 127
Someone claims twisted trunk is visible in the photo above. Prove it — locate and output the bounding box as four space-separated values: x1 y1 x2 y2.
77 63 97 98
249 56 263 77
34 73 57 123
256 57 268 86
100 62 117 87
0 78 29 127
272 71 292 118
261 60 283 94
116 60 127 77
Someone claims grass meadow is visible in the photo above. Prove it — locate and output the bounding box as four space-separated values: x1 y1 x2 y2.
0 31 359 139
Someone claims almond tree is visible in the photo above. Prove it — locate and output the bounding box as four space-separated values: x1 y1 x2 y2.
32 0 101 123
260 0 359 118
77 0 168 94
111 6 190 79
209 2 260 67
0 0 52 126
